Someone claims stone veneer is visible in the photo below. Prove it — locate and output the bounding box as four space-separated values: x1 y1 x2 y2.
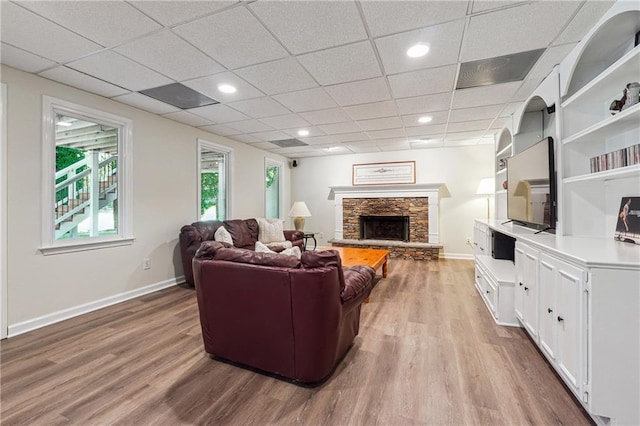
342 197 428 242
331 241 440 261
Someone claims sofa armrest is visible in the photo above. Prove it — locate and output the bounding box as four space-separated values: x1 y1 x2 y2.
284 230 304 241
179 225 204 286
340 265 375 305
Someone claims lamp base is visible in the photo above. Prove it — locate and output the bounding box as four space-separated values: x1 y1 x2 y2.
293 217 305 232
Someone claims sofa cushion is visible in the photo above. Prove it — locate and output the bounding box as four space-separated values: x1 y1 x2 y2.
255 241 301 259
301 250 346 291
223 219 259 249
256 218 286 243
214 225 234 245
213 245 301 268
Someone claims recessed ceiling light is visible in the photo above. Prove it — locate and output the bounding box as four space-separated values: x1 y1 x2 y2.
217 84 237 94
407 43 430 58
56 121 72 127
297 129 310 137
418 116 433 124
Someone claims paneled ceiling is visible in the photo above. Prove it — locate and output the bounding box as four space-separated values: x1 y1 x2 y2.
0 1 615 158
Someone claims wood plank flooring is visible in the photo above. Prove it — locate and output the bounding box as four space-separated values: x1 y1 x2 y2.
0 259 592 425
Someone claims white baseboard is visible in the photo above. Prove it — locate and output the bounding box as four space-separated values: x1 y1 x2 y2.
441 253 474 260
7 275 185 338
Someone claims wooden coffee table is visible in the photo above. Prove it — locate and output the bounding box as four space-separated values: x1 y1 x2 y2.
324 246 389 278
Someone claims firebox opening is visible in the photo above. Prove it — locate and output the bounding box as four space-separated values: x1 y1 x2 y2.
359 215 410 242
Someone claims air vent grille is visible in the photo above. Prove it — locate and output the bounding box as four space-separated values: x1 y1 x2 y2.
269 139 308 148
139 83 219 109
456 49 545 89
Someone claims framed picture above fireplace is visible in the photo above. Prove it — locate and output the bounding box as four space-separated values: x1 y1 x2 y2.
352 161 416 186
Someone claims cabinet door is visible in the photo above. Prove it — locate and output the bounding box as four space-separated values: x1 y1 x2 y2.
539 256 557 360
522 246 539 338
514 245 526 321
556 261 585 394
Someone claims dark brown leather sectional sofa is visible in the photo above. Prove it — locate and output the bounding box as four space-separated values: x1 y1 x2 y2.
192 241 375 384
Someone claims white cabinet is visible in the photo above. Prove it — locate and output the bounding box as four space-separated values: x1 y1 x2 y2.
538 253 587 397
515 241 539 338
473 221 490 256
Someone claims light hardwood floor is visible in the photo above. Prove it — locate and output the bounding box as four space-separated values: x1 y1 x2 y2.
0 259 591 425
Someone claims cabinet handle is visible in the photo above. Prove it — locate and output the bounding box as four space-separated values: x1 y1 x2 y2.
474 242 478 246
519 282 523 287
547 308 553 313
557 316 564 322
480 247 484 251
524 286 529 291
486 290 490 294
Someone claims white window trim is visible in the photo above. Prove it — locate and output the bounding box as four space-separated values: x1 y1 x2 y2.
197 139 233 221
265 157 284 220
1 83 8 338
40 96 134 255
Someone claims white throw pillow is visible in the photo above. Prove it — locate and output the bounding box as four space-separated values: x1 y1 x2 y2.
256 218 286 244
214 226 233 245
255 241 301 259
266 241 292 250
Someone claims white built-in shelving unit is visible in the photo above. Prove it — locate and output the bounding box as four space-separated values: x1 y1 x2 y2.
494 128 513 220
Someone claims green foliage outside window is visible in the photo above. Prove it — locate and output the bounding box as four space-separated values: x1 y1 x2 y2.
266 166 278 188
201 172 219 214
55 146 86 203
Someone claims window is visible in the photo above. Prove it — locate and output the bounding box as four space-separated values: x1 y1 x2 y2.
198 139 232 221
265 158 283 219
41 96 133 254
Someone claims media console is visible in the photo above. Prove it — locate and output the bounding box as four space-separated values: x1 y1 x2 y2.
473 219 640 425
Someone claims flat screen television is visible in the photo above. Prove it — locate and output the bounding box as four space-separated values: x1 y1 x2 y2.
507 137 556 233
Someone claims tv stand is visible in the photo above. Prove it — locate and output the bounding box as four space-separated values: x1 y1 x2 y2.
534 226 553 234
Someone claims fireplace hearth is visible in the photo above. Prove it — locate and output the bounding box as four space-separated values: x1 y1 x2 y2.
359 215 410 242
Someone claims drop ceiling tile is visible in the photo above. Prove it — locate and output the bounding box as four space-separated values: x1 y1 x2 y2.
445 139 480 146
259 114 310 130
554 1 615 45
174 7 288 69
0 43 56 73
299 108 351 125
298 135 342 145
490 117 511 129
336 132 370 142
405 124 447 136
281 126 325 138
401 110 449 127
39 66 129 98
527 44 576 80
360 1 469 37
227 97 291 119
68 51 173 92
115 30 224 81
297 41 382 85
233 134 263 144
183 72 264 103
347 140 380 148
356 116 402 131
410 139 444 149
189 104 250 123
112 92 180 115
366 128 407 140
447 119 493 133
345 144 381 153
128 1 236 27
198 124 240 136
318 121 362 135
388 65 457 98
225 119 274 134
343 101 398 121
273 88 338 113
313 145 352 155
395 92 452 115
0 2 102 63
163 111 215 128
460 2 582 62
375 19 465 75
378 141 411 151
249 1 367 54
449 104 503 122
247 130 292 142
512 78 543 102
235 57 318 95
445 130 486 140
451 81 521 109
19 1 161 47
325 78 391 107
471 1 524 14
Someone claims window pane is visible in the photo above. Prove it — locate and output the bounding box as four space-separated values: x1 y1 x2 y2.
54 114 118 240
265 165 280 219
200 148 226 221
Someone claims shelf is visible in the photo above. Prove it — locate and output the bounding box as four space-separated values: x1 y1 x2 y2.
496 168 507 176
563 46 640 108
496 143 513 157
563 104 640 145
563 164 640 184
496 189 507 195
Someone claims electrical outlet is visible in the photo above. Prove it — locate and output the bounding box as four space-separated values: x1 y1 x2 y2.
143 258 151 270
466 237 473 246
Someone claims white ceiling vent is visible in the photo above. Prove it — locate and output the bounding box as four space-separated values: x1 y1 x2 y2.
269 139 308 148
139 83 219 109
456 49 545 90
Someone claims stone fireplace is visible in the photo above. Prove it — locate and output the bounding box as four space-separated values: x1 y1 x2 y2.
359 215 410 241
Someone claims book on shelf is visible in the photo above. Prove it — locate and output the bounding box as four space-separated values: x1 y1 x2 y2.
590 144 640 173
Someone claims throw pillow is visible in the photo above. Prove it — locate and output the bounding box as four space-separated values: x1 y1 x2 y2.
266 241 292 250
255 241 301 259
214 225 233 245
256 218 286 244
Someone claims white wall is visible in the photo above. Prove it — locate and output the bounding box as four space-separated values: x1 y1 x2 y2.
290 146 494 257
1 65 290 330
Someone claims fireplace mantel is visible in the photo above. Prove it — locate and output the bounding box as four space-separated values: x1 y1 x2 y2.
329 183 445 244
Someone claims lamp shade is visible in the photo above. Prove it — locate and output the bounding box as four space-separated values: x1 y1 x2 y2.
476 178 495 195
288 201 311 217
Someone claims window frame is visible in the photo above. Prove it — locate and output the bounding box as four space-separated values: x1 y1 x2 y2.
41 96 134 255
264 157 284 220
197 138 233 221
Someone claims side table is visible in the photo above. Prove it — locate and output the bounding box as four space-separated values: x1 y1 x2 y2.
302 232 318 251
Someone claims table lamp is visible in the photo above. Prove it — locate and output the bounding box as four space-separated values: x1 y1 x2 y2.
476 178 495 220
289 201 311 231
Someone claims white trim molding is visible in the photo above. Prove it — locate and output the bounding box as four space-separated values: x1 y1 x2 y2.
329 183 446 244
0 83 7 338
197 138 233 221
7 276 185 337
265 157 284 219
40 96 134 254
